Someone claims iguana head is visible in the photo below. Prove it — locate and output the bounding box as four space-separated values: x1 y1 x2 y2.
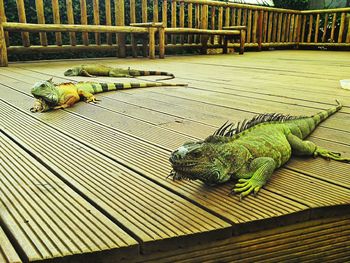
31 78 59 106
64 66 81 76
169 136 244 186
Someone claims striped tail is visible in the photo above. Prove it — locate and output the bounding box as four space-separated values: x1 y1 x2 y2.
91 82 187 93
312 99 342 126
135 70 175 81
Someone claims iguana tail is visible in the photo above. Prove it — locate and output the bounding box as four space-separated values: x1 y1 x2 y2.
293 100 342 139
130 70 175 81
91 82 187 93
311 99 342 126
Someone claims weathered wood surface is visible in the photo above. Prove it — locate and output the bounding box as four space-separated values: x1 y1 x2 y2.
0 50 349 262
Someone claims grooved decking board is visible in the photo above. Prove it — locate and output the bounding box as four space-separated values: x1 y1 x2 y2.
0 70 349 189
2 83 349 231
0 227 21 263
135 215 350 263
0 132 139 262
0 102 231 255
0 88 310 226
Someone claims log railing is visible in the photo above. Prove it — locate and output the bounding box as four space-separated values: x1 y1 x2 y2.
1 0 349 66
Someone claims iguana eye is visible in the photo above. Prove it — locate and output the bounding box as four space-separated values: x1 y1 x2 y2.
191 150 201 158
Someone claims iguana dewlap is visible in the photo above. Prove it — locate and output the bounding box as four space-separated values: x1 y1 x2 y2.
169 101 350 199
30 78 187 112
64 64 176 80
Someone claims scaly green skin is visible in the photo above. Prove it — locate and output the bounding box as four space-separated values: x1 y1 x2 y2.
30 78 186 112
64 65 175 80
169 101 350 199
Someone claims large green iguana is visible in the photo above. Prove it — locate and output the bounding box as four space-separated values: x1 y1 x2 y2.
30 78 187 112
169 101 350 199
64 65 176 80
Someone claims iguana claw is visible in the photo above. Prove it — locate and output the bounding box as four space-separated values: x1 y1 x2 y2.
232 178 263 199
314 148 350 163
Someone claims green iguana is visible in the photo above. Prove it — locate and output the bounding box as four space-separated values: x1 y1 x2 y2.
64 65 176 80
169 101 350 199
30 78 187 112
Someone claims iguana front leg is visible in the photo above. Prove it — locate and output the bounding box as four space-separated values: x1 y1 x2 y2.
233 157 276 199
80 69 95 77
77 89 99 103
287 133 350 163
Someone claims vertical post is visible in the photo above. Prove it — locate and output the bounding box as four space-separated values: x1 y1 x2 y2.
0 0 9 46
252 10 258 44
0 20 8 66
240 29 245 55
338 12 346 43
180 1 185 44
80 0 89 45
346 15 350 43
130 0 137 56
277 13 282 43
307 14 313 43
142 0 148 22
257 10 263 51
52 0 62 46
148 27 156 59
93 0 101 45
218 7 223 44
267 12 273 43
296 14 302 48
162 0 168 45
16 0 30 47
66 0 77 46
301 15 306 43
210 6 216 44
159 25 165 58
321 13 328 43
289 14 295 42
188 3 193 44
281 13 286 42
330 13 337 42
153 0 159 22
237 9 242 26
314 13 320 43
35 0 48 46
231 8 236 26
171 0 177 44
116 0 126 57
200 4 208 52
263 11 268 43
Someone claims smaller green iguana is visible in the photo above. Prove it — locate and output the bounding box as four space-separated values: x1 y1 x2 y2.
30 78 187 112
64 65 176 81
169 101 350 199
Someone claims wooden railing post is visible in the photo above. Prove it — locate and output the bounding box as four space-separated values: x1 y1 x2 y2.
159 25 165 58
257 10 263 51
16 0 30 47
116 0 126 57
0 20 8 66
66 0 77 46
0 0 9 47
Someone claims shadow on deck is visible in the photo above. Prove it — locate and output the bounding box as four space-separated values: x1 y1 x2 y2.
0 50 349 262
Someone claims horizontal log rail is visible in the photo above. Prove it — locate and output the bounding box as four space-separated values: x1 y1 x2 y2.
0 0 349 66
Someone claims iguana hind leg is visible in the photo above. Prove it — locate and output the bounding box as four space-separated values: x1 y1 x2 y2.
287 133 350 163
233 157 276 199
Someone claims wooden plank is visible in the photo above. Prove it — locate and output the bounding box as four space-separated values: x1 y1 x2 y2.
281 13 286 42
237 9 242 26
225 7 230 28
35 0 47 46
66 0 77 46
285 13 291 42
252 10 258 43
0 95 232 254
16 0 30 47
231 8 236 26
52 0 62 46
267 11 273 42
93 0 101 45
301 14 306 43
263 11 268 43
0 131 139 261
289 14 295 42
0 226 21 263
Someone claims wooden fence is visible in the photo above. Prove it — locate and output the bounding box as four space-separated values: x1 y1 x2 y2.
0 0 349 60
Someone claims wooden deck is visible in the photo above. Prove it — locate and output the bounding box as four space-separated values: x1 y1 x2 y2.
0 50 350 262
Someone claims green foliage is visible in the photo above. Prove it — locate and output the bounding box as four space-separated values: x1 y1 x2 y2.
273 0 309 10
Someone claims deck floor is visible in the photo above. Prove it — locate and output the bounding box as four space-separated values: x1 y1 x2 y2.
0 50 350 262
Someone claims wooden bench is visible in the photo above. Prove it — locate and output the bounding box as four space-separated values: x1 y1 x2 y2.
0 22 163 67
164 26 247 55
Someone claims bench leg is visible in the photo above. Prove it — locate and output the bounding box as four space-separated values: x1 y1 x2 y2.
240 30 246 55
158 27 165 59
223 36 228 54
0 23 8 67
200 35 209 55
148 27 156 59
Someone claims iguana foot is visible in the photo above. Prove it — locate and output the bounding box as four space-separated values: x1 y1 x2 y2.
231 178 263 200
167 170 184 181
314 147 350 163
85 96 100 103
